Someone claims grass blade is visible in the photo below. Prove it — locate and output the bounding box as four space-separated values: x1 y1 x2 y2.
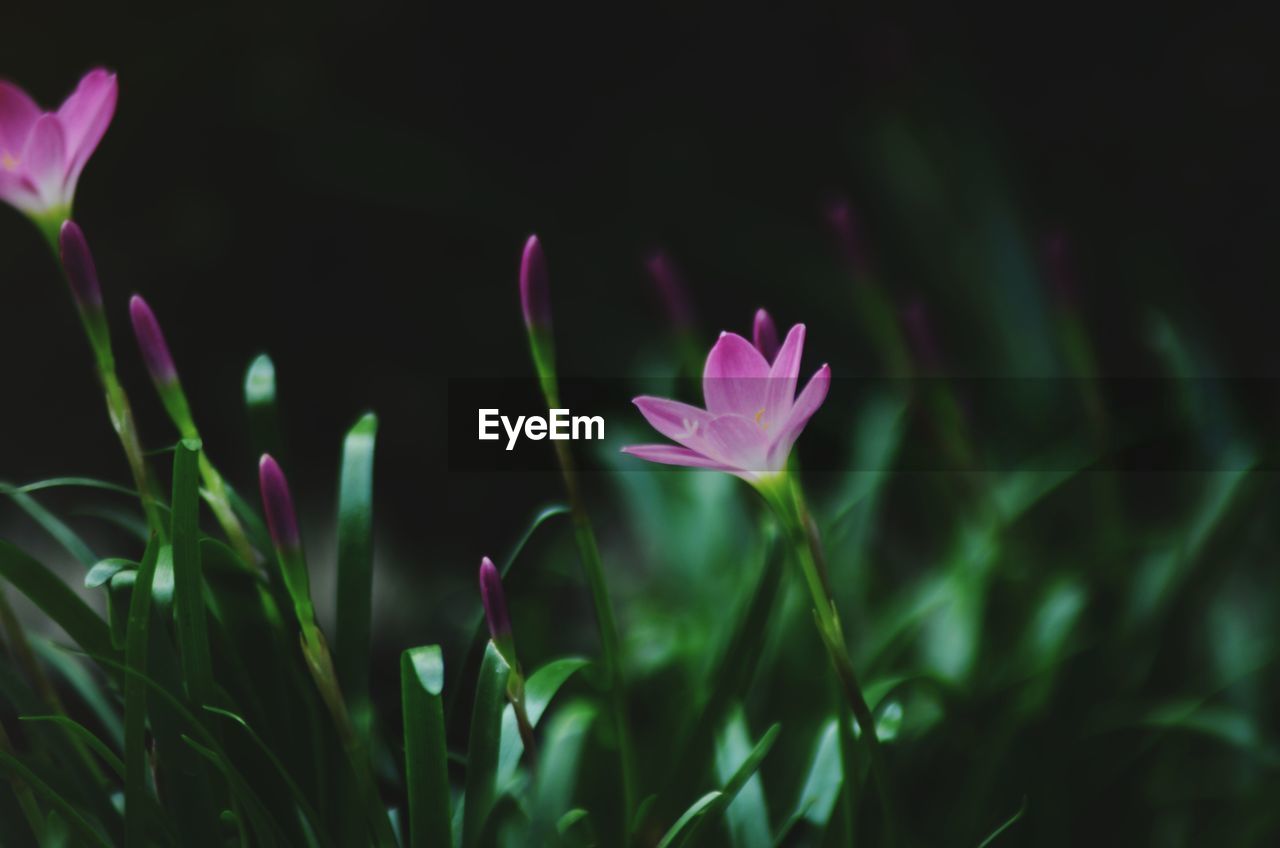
528 701 597 843
660 723 781 848
0 752 110 847
336 412 378 745
0 540 116 661
1 487 96 567
182 734 287 847
19 715 124 778
462 641 511 848
402 645 451 848
715 707 772 848
245 353 286 462
123 535 161 848
171 439 213 706
203 705 332 848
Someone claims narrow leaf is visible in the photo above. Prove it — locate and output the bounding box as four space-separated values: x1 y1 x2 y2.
462 641 511 848
171 439 213 706
124 535 161 848
402 645 451 848
0 540 116 661
336 412 378 745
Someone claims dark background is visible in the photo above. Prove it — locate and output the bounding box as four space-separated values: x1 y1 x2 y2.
3 1 1278 666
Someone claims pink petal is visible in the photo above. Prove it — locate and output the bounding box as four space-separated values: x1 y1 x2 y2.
764 324 806 427
767 363 831 469
0 169 41 212
0 80 40 154
55 69 116 195
632 396 716 454
704 414 771 471
703 332 770 417
21 115 67 207
620 444 733 470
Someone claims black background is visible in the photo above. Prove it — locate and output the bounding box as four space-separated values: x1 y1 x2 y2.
3 2 1278 637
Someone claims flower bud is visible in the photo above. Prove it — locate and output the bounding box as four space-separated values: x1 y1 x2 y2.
752 308 780 362
478 556 512 642
58 220 102 311
258 454 301 551
645 250 695 329
519 234 552 331
128 295 178 386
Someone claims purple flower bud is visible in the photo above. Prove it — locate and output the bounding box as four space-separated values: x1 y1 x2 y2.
258 454 301 551
519 234 552 331
478 556 512 641
752 308 781 362
128 295 178 386
824 197 869 275
644 250 695 329
58 220 103 310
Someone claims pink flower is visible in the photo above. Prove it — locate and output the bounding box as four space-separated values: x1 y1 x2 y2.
0 69 117 219
622 321 831 482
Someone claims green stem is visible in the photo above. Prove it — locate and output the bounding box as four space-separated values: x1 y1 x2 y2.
762 473 897 843
195 444 257 566
99 366 167 541
537 361 636 839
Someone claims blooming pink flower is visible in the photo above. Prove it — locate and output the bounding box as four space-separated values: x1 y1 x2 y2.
0 69 117 219
623 321 831 482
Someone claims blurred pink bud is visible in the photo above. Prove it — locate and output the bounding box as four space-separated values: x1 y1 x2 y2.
644 250 695 329
478 556 512 641
752 308 780 362
57 219 102 310
519 234 552 331
128 295 178 386
258 454 301 551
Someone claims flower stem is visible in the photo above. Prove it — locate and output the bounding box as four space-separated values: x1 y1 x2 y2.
98 364 167 540
763 473 897 843
537 361 636 837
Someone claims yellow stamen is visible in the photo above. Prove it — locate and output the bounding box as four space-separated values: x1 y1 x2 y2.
754 407 767 430
0 151 18 171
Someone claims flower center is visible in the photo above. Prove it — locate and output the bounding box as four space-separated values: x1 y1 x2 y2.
0 150 18 171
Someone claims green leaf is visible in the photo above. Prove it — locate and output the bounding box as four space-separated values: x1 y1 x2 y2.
202 705 331 848
0 486 96 567
715 707 771 848
19 715 124 778
462 641 511 848
2 476 137 497
660 723 781 848
657 792 723 848
124 535 162 848
977 797 1026 847
0 752 111 847
0 539 117 662
245 353 286 462
336 412 378 746
182 734 285 847
31 638 124 748
171 440 213 706
402 645 452 848
496 656 591 790
85 558 135 589
528 701 597 843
